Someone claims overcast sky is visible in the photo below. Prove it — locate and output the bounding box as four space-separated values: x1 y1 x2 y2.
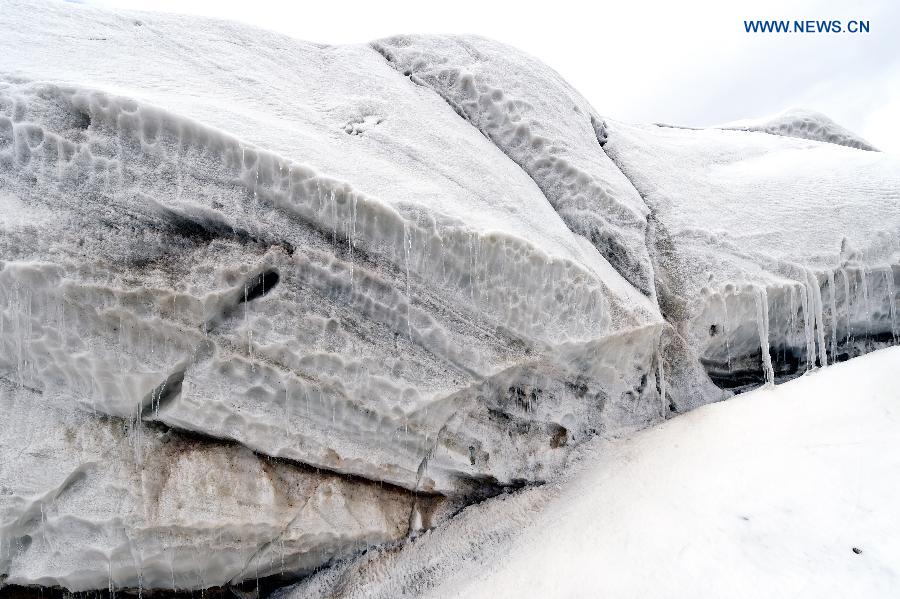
89 0 900 154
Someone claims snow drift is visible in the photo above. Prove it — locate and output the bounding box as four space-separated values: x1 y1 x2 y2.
0 0 898 594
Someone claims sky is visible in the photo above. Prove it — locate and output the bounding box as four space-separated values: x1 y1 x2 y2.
88 0 900 154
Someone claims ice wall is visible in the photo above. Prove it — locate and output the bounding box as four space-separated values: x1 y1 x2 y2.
371 35 657 298
1 1 898 594
604 121 900 409
0 3 665 591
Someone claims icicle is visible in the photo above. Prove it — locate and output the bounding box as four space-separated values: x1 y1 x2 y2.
254 155 260 210
721 292 732 372
244 284 252 363
842 268 852 348
331 188 337 249
827 270 838 360
788 285 796 360
348 194 357 285
805 269 828 368
755 286 775 385
174 138 183 206
887 266 898 343
56 137 65 183
860 265 871 347
404 222 413 340
798 283 815 371
657 349 666 418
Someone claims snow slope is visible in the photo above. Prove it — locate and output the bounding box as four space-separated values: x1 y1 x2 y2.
280 346 900 599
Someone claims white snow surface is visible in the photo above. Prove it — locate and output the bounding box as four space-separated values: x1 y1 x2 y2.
280 346 900 599
718 108 878 151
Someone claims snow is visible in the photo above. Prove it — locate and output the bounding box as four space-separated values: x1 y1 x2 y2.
718 108 878 151
279 346 900 599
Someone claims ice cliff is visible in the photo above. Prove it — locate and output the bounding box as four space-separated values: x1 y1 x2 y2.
0 1 898 594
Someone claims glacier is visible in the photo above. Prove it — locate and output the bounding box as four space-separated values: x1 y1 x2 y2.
0 0 898 595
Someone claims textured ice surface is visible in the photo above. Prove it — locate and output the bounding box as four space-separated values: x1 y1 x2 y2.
277 346 900 599
0 2 664 591
0 380 421 592
719 108 878 151
604 121 900 409
1 0 899 593
372 35 657 297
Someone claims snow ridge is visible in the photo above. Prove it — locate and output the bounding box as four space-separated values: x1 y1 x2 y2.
718 107 878 151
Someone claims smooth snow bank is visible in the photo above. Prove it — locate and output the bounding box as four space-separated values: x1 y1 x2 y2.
282 347 900 599
719 108 878 151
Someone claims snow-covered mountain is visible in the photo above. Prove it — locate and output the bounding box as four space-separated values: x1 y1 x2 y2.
0 0 898 594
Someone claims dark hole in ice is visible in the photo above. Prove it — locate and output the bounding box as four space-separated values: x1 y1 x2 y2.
549 424 568 449
141 369 186 416
74 109 91 130
709 324 719 336
241 269 280 303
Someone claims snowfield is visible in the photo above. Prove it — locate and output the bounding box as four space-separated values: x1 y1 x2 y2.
280 347 900 599
0 0 898 594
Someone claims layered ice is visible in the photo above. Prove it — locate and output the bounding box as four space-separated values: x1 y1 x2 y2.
604 121 900 409
372 35 657 297
1 0 899 594
0 380 423 593
0 2 665 591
